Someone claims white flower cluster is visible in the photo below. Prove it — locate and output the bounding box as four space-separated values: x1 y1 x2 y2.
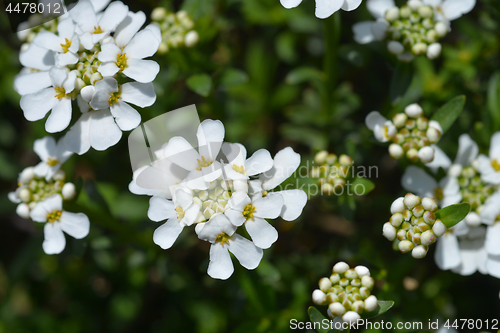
14 0 161 155
280 0 362 19
383 194 446 258
401 133 500 278
150 8 199 54
8 137 89 255
312 262 378 324
310 151 354 194
353 0 475 61
366 103 442 163
130 119 308 280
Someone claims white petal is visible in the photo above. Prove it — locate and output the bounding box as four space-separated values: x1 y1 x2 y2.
114 11 146 48
225 209 246 227
479 193 500 225
197 119 225 160
144 24 162 43
14 71 52 95
98 43 121 62
34 136 57 161
274 189 307 221
228 234 263 270
207 243 233 280
60 212 90 239
353 21 376 44
425 145 452 173
435 233 461 270
401 166 437 198
89 0 111 12
228 191 251 211
64 113 91 155
123 29 161 59
98 1 129 32
452 239 483 276
280 0 302 9
56 52 79 67
148 196 176 222
441 0 475 21
29 202 49 222
110 101 141 131
163 136 200 171
98 62 120 77
245 149 274 176
455 134 478 166
120 82 156 108
33 31 63 52
62 70 77 93
365 111 386 130
245 217 278 249
57 16 76 39
341 0 362 11
153 218 184 249
315 0 343 19
181 204 200 226
46 98 72 133
94 76 118 94
253 194 284 219
69 0 98 33
197 214 236 243
43 222 66 254
486 255 500 278
88 110 123 150
490 131 500 160
486 224 500 256
262 147 300 191
19 43 55 70
175 190 194 211
20 88 56 121
367 0 395 19
122 59 160 83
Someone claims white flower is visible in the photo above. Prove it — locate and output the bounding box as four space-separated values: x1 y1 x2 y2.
29 194 90 254
365 111 396 142
98 21 161 83
14 43 55 95
224 191 283 249
450 226 488 276
280 0 362 19
20 67 77 133
479 192 500 257
69 0 129 49
147 189 201 249
33 17 80 66
423 0 475 22
435 231 461 270
477 132 500 184
222 143 274 181
33 136 73 180
197 214 263 280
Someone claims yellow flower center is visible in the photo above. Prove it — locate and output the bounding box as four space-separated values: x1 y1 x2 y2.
491 159 500 172
46 210 62 223
232 164 245 174
242 204 255 220
434 187 443 202
60 38 72 53
196 156 213 171
46 158 59 167
109 91 121 106
116 53 128 71
93 26 103 34
215 232 230 245
174 206 185 220
54 86 67 99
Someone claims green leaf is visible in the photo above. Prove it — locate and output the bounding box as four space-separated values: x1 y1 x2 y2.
351 177 375 196
285 67 325 86
430 95 466 134
364 300 395 319
187 74 212 97
307 307 330 333
390 62 413 104
487 72 500 129
220 68 249 88
435 203 471 228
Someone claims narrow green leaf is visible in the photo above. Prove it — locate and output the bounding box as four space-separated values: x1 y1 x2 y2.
307 306 330 333
364 300 395 319
435 203 471 228
220 68 249 87
390 62 413 103
351 178 375 196
487 72 500 129
430 95 466 134
285 67 325 85
186 74 212 97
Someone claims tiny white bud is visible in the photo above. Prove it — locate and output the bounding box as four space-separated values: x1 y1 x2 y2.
364 295 378 312
389 143 404 159
319 277 332 292
405 104 423 118
90 72 103 85
184 31 199 47
312 289 327 305
412 42 428 55
19 167 35 184
151 7 167 21
420 230 436 245
19 188 31 203
62 183 76 200
80 85 95 102
408 0 423 10
387 41 404 55
426 43 442 59
345 269 358 280
400 7 411 18
233 179 249 192
339 154 353 167
354 265 370 278
393 113 408 128
403 193 421 209
330 273 340 284
426 127 441 143
432 220 446 237
342 311 361 323
418 6 433 18
390 213 403 227
329 302 346 316
315 150 329 164
16 203 30 219
383 222 397 241
398 240 415 253
333 261 350 274
448 164 463 177
418 146 435 163
421 197 438 212
391 197 405 214
361 275 374 289
53 169 66 181
385 7 400 21
435 21 448 37
464 212 481 227
158 43 168 54
75 78 86 91
411 245 428 258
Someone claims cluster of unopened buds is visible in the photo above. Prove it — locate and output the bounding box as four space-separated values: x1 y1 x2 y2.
383 194 446 258
10 167 76 219
382 0 448 61
310 151 354 195
151 8 199 54
366 103 442 163
312 262 379 323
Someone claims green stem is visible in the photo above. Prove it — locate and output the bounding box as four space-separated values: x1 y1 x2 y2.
322 12 341 124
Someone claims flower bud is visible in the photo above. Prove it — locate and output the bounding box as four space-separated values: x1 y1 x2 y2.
412 232 421 244
392 113 408 128
411 245 428 258
19 167 35 184
339 154 353 167
333 261 350 274
412 205 424 217
342 311 361 323
406 148 419 161
427 42 442 59
52 169 66 181
420 230 436 245
16 203 30 219
319 277 332 292
364 295 378 312
397 228 407 241
19 188 31 203
354 265 370 278
422 197 438 212
400 7 411 18
387 41 404 55
398 240 414 253
435 21 448 37
389 143 404 159
339 278 350 287
426 127 442 144
312 289 327 305
345 269 358 280
151 7 167 21
405 104 423 118
432 220 446 237
403 193 421 209
418 146 435 163
315 150 329 164
329 302 346 316
418 6 433 18
391 197 405 214
411 42 427 55
390 213 403 227
361 275 374 289
465 212 481 227
90 72 103 85
62 183 76 200
185 31 199 47
330 273 341 284
321 183 334 195
385 7 400 21
158 43 168 54
448 164 462 177
383 222 397 240
326 292 339 303
408 0 423 10
423 211 436 225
